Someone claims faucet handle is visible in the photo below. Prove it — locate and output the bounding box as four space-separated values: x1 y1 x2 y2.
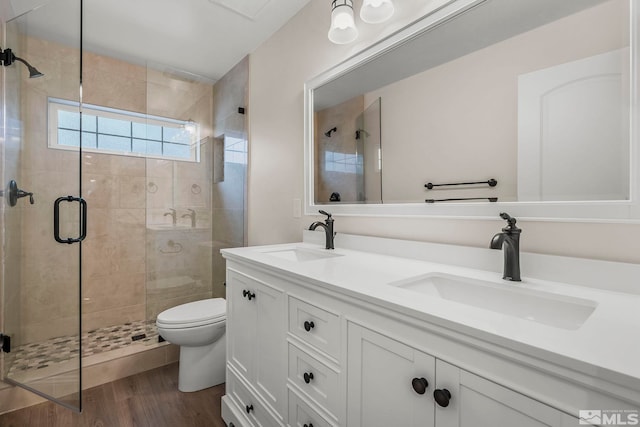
499 212 520 231
499 212 514 223
318 210 332 220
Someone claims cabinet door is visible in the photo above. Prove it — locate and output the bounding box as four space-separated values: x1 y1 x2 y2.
227 269 286 416
347 322 436 427
228 270 258 379
435 360 577 427
253 278 285 413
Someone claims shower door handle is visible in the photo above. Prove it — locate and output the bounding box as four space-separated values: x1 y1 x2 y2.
54 196 87 244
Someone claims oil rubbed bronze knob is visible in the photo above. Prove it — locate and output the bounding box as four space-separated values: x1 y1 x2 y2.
434 389 452 407
245 404 254 414
304 372 314 384
304 320 315 332
411 377 429 394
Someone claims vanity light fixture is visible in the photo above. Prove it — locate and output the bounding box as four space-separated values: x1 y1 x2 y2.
328 0 359 45
360 0 395 24
328 0 395 44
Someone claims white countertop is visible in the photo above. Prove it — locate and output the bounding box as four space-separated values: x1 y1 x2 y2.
221 232 640 400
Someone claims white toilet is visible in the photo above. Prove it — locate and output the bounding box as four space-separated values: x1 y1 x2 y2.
156 298 226 392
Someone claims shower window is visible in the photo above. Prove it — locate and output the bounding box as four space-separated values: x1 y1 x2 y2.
324 150 360 173
48 98 200 162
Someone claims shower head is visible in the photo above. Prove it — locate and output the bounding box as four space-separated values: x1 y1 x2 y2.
13 56 44 78
324 127 337 137
355 129 370 140
0 47 44 79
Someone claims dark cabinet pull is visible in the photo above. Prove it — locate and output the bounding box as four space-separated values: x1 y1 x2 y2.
245 404 254 414
242 290 255 300
434 388 452 407
411 377 429 394
303 372 314 384
303 320 315 332
304 424 314 427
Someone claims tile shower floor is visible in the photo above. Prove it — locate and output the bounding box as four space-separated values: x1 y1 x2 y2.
7 320 159 377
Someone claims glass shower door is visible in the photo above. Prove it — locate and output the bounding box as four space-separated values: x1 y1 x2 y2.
1 0 83 411
356 97 382 203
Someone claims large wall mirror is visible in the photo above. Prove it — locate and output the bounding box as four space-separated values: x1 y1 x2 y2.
304 0 640 220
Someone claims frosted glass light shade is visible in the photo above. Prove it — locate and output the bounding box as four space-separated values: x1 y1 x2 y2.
328 0 358 44
360 0 395 24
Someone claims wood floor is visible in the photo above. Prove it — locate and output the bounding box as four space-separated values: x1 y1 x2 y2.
0 363 227 427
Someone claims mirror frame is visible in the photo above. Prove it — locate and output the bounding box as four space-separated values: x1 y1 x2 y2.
304 0 640 222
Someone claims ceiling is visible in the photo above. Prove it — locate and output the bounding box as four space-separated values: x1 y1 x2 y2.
9 0 311 82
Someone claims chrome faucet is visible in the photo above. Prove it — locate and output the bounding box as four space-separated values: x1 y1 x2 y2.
490 212 521 281
309 210 335 250
164 208 177 226
182 209 196 228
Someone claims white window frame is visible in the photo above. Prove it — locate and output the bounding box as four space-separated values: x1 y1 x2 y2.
48 97 200 162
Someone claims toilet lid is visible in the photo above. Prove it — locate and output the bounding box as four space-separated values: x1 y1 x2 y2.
157 298 226 327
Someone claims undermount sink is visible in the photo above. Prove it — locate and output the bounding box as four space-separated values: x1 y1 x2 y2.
389 273 597 330
262 247 344 262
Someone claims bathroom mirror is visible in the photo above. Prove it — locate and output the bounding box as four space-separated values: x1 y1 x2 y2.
304 0 640 220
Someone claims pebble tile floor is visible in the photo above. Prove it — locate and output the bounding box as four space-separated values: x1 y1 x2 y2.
8 320 159 376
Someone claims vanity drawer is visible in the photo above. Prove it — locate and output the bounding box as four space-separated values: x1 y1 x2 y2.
227 369 283 427
288 342 340 417
288 389 337 427
222 395 251 427
289 296 340 360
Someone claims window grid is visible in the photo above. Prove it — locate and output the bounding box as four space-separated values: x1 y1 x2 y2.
48 98 199 162
324 150 361 173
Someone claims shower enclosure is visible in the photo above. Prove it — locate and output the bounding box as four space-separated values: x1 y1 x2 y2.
1 0 246 413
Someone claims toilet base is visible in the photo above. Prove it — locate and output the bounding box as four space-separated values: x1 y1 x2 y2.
178 332 226 392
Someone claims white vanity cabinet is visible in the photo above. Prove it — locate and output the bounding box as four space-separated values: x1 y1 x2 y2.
225 267 286 426
347 322 576 427
346 322 436 427
434 360 577 427
221 242 640 427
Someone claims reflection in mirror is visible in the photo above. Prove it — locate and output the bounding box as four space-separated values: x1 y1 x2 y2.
314 97 382 203
311 0 631 206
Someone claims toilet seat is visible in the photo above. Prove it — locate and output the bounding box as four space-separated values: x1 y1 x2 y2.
157 298 226 329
